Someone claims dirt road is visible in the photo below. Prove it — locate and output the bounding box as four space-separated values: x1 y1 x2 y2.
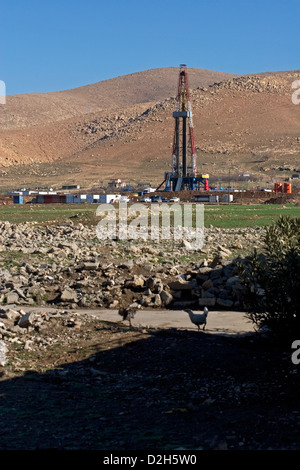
21 305 255 336
91 308 255 336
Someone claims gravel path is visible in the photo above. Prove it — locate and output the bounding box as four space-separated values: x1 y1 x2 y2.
21 306 254 336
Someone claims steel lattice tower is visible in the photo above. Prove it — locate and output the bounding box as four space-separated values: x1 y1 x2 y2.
172 64 197 178
156 64 209 192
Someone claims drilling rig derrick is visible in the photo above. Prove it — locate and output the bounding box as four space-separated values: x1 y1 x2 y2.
157 65 209 192
172 64 197 179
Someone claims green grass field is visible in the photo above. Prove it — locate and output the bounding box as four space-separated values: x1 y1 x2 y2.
203 204 300 228
0 202 299 228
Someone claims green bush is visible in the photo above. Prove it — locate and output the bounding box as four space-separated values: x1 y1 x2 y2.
238 215 300 342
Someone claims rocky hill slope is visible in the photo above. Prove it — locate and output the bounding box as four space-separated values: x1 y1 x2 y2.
1 67 236 130
0 68 300 189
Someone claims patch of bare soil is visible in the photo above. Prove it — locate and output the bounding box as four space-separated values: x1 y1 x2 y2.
1 314 299 451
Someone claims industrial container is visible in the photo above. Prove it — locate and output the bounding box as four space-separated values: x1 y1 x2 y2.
274 182 283 193
194 195 219 203
194 195 209 202
44 194 66 204
35 195 44 204
99 194 117 203
13 195 23 204
62 185 80 190
283 182 292 194
86 194 94 203
222 194 233 203
66 194 74 204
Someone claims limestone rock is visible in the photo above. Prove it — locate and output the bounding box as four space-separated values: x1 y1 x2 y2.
0 308 21 321
160 290 173 306
5 292 19 304
125 275 145 288
83 262 99 271
168 277 196 291
60 288 78 303
18 312 36 328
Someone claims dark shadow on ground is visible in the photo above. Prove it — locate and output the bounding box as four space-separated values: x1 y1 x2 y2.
0 326 299 450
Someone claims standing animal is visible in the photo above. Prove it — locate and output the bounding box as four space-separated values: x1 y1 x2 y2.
184 307 209 331
118 306 137 327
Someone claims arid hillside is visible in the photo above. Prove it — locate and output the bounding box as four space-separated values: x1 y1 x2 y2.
0 67 300 190
0 67 236 130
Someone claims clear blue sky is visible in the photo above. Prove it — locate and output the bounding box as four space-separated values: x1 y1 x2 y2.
2 0 300 95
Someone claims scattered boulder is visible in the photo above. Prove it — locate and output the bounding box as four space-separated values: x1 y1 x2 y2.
83 261 99 271
152 294 162 307
5 292 19 304
202 279 213 290
60 288 78 303
0 308 21 321
18 311 37 328
168 278 196 291
160 290 173 306
125 275 145 289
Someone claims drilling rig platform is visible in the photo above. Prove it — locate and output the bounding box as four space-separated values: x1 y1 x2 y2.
157 64 209 192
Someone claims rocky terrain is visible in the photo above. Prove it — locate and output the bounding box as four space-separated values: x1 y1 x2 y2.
0 220 263 313
0 220 299 451
0 217 271 374
0 217 264 366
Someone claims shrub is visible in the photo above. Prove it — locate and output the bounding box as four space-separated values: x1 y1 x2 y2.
238 215 300 343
